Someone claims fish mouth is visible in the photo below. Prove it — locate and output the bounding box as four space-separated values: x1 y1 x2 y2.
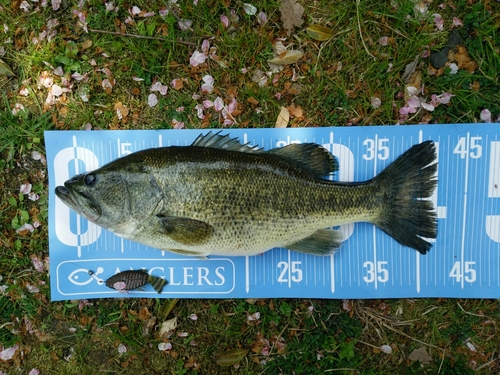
55 185 102 221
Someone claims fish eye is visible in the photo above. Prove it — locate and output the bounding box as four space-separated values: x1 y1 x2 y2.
84 173 97 186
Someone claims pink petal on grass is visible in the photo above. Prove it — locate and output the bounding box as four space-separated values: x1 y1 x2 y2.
421 102 435 111
399 105 417 115
0 345 18 360
28 192 40 201
16 223 34 233
453 17 463 27
213 97 224 111
480 109 492 122
433 14 444 30
26 284 40 293
190 50 206 67
247 312 260 321
195 104 205 119
201 39 210 55
436 92 454 104
378 36 389 46
178 19 192 31
220 14 230 28
371 97 381 109
201 75 214 93
257 11 267 25
52 0 61 10
20 183 32 194
52 84 63 97
31 255 44 272
158 342 172 351
28 369 40 375
407 96 421 108
172 119 185 129
202 100 214 108
150 82 168 95
118 344 127 353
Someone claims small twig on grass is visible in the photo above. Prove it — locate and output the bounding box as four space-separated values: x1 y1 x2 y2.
356 0 376 60
87 28 198 46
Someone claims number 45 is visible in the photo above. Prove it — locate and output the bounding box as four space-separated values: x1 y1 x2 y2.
449 261 476 283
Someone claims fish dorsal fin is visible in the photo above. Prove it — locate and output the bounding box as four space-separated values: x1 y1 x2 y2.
192 131 264 154
269 143 339 177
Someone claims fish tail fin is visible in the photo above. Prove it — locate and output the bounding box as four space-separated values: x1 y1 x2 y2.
372 141 438 254
148 275 168 294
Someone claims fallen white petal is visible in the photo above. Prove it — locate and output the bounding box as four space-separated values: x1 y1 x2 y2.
148 93 158 107
243 3 257 15
381 345 392 354
158 342 172 351
51 84 63 97
480 109 492 122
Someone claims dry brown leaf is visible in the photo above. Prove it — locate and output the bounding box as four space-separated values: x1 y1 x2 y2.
306 24 335 41
171 79 184 90
275 106 290 128
114 102 129 119
247 97 259 106
402 55 420 83
470 80 481 91
216 349 249 367
287 104 304 118
408 347 432 364
280 0 304 36
158 317 177 337
81 39 93 50
268 50 304 65
0 58 15 76
455 45 477 73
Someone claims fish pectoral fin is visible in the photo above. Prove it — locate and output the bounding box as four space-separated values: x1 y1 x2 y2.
270 143 339 177
286 229 343 256
157 215 214 246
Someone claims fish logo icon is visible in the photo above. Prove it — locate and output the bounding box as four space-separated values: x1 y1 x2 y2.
68 267 105 286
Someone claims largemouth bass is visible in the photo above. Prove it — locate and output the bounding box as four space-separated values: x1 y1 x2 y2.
55 132 437 257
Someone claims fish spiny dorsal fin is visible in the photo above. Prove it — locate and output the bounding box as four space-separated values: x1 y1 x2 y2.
269 143 339 178
192 131 264 154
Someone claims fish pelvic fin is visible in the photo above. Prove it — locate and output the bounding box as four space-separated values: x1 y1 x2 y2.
286 229 343 256
373 141 438 254
147 275 168 294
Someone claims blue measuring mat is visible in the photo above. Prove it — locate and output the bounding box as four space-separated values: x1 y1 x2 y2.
45 124 500 301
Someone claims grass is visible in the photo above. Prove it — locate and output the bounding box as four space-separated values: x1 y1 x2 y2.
1 0 500 373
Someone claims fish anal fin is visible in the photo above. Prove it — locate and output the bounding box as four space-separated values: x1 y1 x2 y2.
286 229 342 256
270 143 339 177
157 215 214 246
